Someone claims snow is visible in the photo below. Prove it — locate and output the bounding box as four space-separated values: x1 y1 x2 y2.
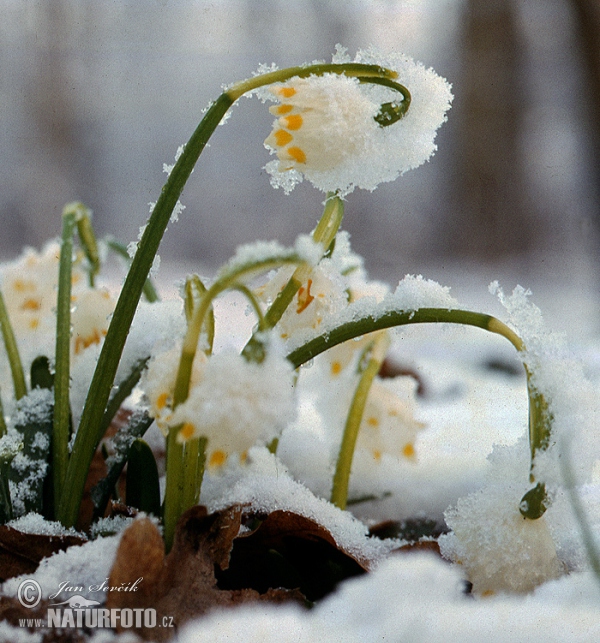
2 532 122 602
6 513 83 538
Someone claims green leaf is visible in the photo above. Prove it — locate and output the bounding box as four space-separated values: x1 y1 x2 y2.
91 411 154 521
30 356 54 391
126 438 161 516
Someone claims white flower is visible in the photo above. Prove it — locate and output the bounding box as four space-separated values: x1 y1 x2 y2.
356 378 425 462
1 242 62 334
141 345 296 467
140 345 208 435
439 483 565 594
171 350 296 466
255 262 349 341
264 47 452 195
71 288 116 355
0 241 113 350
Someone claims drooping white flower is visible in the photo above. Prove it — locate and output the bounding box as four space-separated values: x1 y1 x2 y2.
439 483 565 594
140 344 296 467
356 377 425 462
255 261 349 341
0 241 115 354
71 287 116 355
263 47 453 195
1 242 63 335
171 350 296 466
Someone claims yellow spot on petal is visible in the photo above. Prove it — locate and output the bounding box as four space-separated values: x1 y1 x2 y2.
179 422 196 441
156 392 169 410
29 318 39 330
403 443 416 459
373 449 382 461
287 146 306 164
283 114 303 130
274 129 293 147
277 86 296 98
331 361 342 376
276 104 294 115
240 451 248 463
481 590 495 598
366 416 379 427
21 298 41 311
209 450 227 468
74 328 105 355
13 279 35 293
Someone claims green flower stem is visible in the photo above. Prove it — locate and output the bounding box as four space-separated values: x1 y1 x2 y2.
183 275 215 356
163 253 310 549
55 60 412 529
331 332 390 510
286 306 551 484
163 429 185 549
226 63 399 101
53 205 80 509
0 290 26 401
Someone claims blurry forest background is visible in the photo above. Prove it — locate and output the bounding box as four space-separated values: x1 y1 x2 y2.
1 0 600 331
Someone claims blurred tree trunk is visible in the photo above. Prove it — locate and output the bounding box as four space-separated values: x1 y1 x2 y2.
569 0 600 197
445 0 536 261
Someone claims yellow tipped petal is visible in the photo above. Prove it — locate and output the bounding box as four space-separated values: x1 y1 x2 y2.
282 114 303 131
402 443 416 459
156 392 170 410
286 146 306 164
209 450 228 468
275 86 296 98
179 422 196 441
274 129 293 147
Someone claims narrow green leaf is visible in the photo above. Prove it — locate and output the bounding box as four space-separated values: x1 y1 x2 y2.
126 438 161 516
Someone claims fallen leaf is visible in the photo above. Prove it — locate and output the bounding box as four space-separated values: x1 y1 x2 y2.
0 525 86 583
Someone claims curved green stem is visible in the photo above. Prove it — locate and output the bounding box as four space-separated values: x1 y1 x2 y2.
331 332 390 509
286 305 552 513
227 62 399 101
242 193 345 363
287 308 523 367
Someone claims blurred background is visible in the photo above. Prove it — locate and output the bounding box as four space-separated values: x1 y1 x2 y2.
1 0 600 332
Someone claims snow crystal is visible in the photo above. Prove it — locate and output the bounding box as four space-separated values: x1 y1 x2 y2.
171 348 296 454
221 236 320 281
392 274 459 310
7 513 83 538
